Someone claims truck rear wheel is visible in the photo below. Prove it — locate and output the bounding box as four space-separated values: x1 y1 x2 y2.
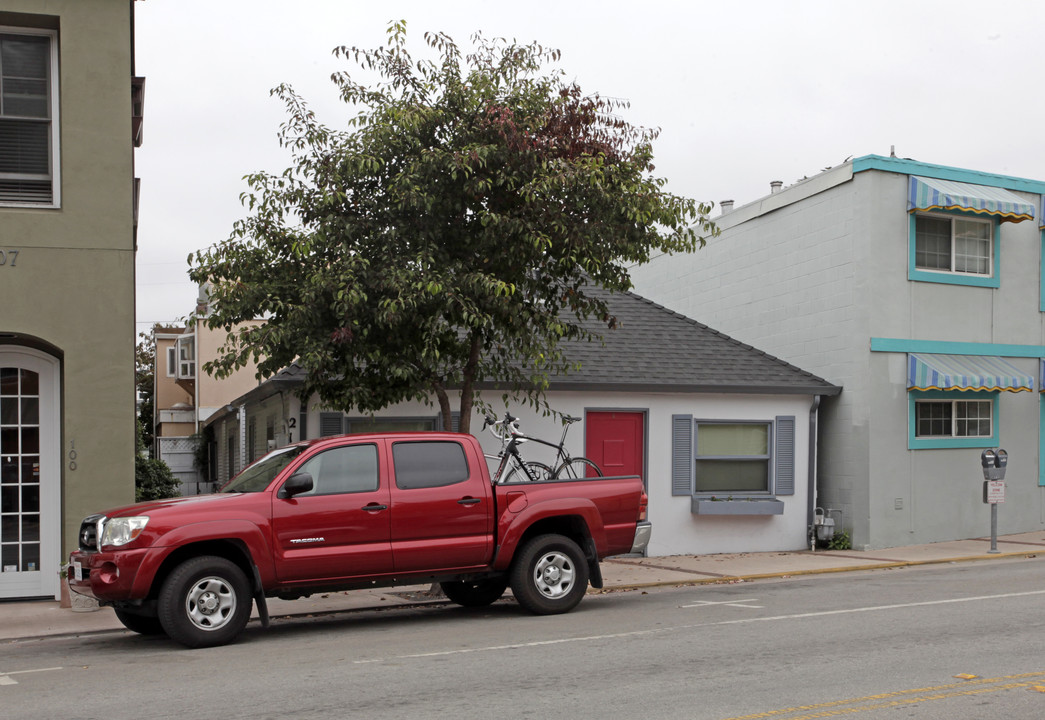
440 577 509 607
510 534 589 615
158 556 252 648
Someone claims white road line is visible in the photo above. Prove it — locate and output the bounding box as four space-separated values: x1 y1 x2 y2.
683 598 763 609
353 589 1045 665
0 666 63 687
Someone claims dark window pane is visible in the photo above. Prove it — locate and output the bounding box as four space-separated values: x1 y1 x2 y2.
1 543 17 571
21 542 38 572
1 515 17 542
19 369 38 395
1 427 16 454
0 368 16 395
694 459 769 493
20 484 37 512
1 456 15 484
21 456 38 482
21 513 38 541
20 398 38 424
393 441 469 489
20 427 37 454
0 485 16 512
0 397 15 424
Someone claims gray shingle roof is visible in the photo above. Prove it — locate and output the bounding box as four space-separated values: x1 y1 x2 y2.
547 286 840 396
217 286 840 415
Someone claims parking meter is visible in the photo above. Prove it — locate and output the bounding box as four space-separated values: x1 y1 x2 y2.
981 449 1006 481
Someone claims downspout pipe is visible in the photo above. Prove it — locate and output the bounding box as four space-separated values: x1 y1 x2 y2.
807 395 822 543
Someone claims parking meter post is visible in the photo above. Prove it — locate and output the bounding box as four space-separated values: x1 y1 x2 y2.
989 504 999 553
981 448 1006 554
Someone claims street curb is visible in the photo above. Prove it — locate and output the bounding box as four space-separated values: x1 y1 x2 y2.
591 550 1043 592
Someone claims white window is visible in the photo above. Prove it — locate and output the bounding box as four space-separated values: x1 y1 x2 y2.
165 346 176 378
0 29 59 206
694 422 771 493
915 399 992 438
914 214 992 276
175 335 195 379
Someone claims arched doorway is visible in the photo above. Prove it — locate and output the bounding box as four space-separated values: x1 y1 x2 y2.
0 347 60 599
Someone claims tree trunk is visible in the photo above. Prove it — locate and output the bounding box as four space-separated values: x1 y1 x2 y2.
457 335 482 435
434 383 453 431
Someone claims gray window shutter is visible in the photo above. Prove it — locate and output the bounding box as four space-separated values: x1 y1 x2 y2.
672 414 694 496
299 411 308 440
319 412 344 437
436 412 461 432
775 415 796 495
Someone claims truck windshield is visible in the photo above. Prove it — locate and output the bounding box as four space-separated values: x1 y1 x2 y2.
222 446 308 493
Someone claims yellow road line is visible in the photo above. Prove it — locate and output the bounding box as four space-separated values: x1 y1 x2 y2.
719 671 1045 720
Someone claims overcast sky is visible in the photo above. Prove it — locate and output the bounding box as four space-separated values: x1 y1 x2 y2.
133 0 1045 333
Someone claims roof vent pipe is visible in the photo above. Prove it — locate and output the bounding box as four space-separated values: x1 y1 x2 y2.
770 180 783 194
720 199 734 214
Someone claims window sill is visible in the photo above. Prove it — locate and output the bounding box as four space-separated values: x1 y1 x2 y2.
691 498 784 515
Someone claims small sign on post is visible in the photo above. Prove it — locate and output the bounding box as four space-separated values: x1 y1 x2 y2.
983 480 1005 504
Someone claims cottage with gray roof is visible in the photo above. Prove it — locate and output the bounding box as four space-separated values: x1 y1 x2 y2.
204 287 839 556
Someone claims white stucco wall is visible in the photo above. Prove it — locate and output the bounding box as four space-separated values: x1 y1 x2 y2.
261 389 820 557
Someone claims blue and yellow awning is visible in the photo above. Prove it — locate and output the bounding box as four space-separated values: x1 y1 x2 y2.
908 353 1033 392
908 176 1036 223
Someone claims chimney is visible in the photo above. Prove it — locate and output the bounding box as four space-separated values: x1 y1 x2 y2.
720 199 734 214
770 180 783 194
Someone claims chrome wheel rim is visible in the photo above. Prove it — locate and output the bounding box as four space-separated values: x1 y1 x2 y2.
533 551 575 599
185 576 237 631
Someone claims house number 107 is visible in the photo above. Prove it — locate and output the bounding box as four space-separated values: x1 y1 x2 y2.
0 250 19 266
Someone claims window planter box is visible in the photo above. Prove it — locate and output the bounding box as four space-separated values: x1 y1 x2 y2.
691 498 785 515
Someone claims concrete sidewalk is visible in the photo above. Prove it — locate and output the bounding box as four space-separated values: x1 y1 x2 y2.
3 531 1043 643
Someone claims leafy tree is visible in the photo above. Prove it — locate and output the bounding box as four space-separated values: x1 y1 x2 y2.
189 23 716 433
135 420 181 502
135 331 156 454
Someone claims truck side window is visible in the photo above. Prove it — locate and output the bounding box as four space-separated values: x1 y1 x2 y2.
295 444 379 496
392 441 469 489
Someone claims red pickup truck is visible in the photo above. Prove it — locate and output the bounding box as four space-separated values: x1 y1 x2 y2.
68 432 650 648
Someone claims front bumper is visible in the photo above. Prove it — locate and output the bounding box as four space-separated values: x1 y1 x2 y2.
630 521 652 555
68 547 153 602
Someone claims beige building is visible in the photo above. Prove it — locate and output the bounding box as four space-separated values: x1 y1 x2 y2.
152 286 264 493
0 0 140 599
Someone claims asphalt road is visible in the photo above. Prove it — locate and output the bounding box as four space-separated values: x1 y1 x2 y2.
3 557 1045 719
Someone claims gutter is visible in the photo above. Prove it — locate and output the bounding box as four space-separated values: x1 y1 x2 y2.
807 395 822 539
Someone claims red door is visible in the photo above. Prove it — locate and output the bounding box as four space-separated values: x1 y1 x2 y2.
585 411 645 483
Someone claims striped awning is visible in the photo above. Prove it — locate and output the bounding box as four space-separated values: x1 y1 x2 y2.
908 353 1033 392
908 176 1035 223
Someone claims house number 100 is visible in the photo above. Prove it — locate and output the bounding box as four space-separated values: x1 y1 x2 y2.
0 250 19 266
69 439 78 471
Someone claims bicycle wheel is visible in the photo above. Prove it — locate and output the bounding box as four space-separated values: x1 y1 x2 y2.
555 457 603 479
504 461 553 483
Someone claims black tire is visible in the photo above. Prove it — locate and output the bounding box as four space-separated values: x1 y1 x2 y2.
504 461 553 483
510 533 589 615
440 577 509 607
113 609 164 636
158 556 252 648
555 457 603 479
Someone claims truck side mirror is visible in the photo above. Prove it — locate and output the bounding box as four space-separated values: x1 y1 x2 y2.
281 471 314 498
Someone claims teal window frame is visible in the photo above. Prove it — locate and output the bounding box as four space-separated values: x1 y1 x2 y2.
908 211 1000 288
1039 394 1045 487
908 390 999 449
1040 230 1045 313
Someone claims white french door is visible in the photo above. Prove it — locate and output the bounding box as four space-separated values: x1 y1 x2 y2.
0 348 60 599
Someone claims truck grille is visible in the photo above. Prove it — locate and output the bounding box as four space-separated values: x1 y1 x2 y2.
78 514 105 551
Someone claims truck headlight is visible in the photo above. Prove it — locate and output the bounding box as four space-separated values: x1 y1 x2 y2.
100 516 149 548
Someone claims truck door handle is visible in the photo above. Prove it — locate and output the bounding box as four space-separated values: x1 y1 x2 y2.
457 498 481 506
362 504 388 512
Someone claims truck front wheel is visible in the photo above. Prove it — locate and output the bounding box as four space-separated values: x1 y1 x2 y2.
510 534 589 615
158 556 252 648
